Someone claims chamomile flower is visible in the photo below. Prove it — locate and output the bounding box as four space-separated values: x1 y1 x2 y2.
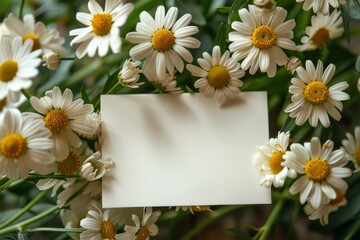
36 147 86 196
186 46 244 103
173 206 212 214
126 5 201 80
283 137 351 208
284 60 349 128
254 131 297 188
341 126 360 171
118 59 143 88
296 0 346 14
27 86 95 160
304 189 347 225
298 10 344 51
70 0 134 58
0 109 55 179
143 66 183 94
81 151 114 181
228 5 296 78
0 36 41 99
80 200 120 240
4 13 66 55
118 207 161 240
0 92 26 114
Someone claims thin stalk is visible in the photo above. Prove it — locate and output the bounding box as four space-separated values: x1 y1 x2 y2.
21 89 31 101
0 206 58 235
253 198 285 240
181 205 243 240
94 82 120 110
0 190 50 229
18 0 25 18
26 227 84 233
60 58 76 61
344 216 360 240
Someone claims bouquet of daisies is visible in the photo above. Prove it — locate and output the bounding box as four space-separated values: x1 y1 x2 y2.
0 0 360 239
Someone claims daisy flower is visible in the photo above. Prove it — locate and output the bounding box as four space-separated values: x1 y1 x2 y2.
118 207 161 240
253 131 297 188
143 65 183 94
228 5 296 78
4 13 66 55
342 126 360 171
284 60 349 128
304 189 347 225
283 137 351 208
119 59 144 88
296 0 346 14
69 0 134 58
0 109 55 179
298 10 344 51
186 46 244 103
173 206 212 214
81 151 114 181
37 146 87 196
0 36 41 99
26 86 95 160
126 5 201 80
80 200 120 240
0 92 26 114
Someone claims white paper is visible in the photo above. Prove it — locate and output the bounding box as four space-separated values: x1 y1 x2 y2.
101 92 271 208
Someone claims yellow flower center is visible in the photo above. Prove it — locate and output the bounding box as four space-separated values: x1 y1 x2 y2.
100 220 116 239
269 151 284 174
0 133 27 159
92 13 113 36
304 81 329 104
304 158 330 181
45 109 68 133
329 189 345 205
0 98 6 112
251 25 276 49
207 65 230 89
152 28 175 52
312 27 330 47
22 33 41 51
191 206 212 212
57 152 81 174
0 60 18 82
135 227 150 240
355 148 360 166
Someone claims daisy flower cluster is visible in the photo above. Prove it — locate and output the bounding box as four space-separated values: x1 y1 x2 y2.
0 0 360 239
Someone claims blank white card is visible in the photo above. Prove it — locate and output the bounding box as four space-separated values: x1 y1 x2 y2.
101 92 271 208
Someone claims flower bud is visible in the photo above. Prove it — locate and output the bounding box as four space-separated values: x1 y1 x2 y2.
253 0 276 12
286 57 302 74
42 51 61 70
118 59 143 88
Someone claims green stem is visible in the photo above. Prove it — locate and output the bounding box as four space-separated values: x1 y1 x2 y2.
181 205 243 240
344 215 360 240
0 205 58 235
27 173 80 180
253 199 285 240
0 190 50 229
21 89 31 101
60 57 76 61
18 0 25 18
94 82 120 110
26 227 84 233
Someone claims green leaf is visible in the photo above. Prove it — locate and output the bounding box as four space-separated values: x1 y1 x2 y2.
356 55 360 72
349 0 360 19
81 87 90 104
280 117 296 132
341 4 351 45
228 0 250 24
214 22 230 52
175 0 206 26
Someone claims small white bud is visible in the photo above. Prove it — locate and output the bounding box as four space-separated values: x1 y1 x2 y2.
42 51 61 70
286 57 302 74
253 0 276 12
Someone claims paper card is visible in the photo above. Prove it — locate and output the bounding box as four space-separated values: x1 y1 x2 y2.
101 92 271 208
